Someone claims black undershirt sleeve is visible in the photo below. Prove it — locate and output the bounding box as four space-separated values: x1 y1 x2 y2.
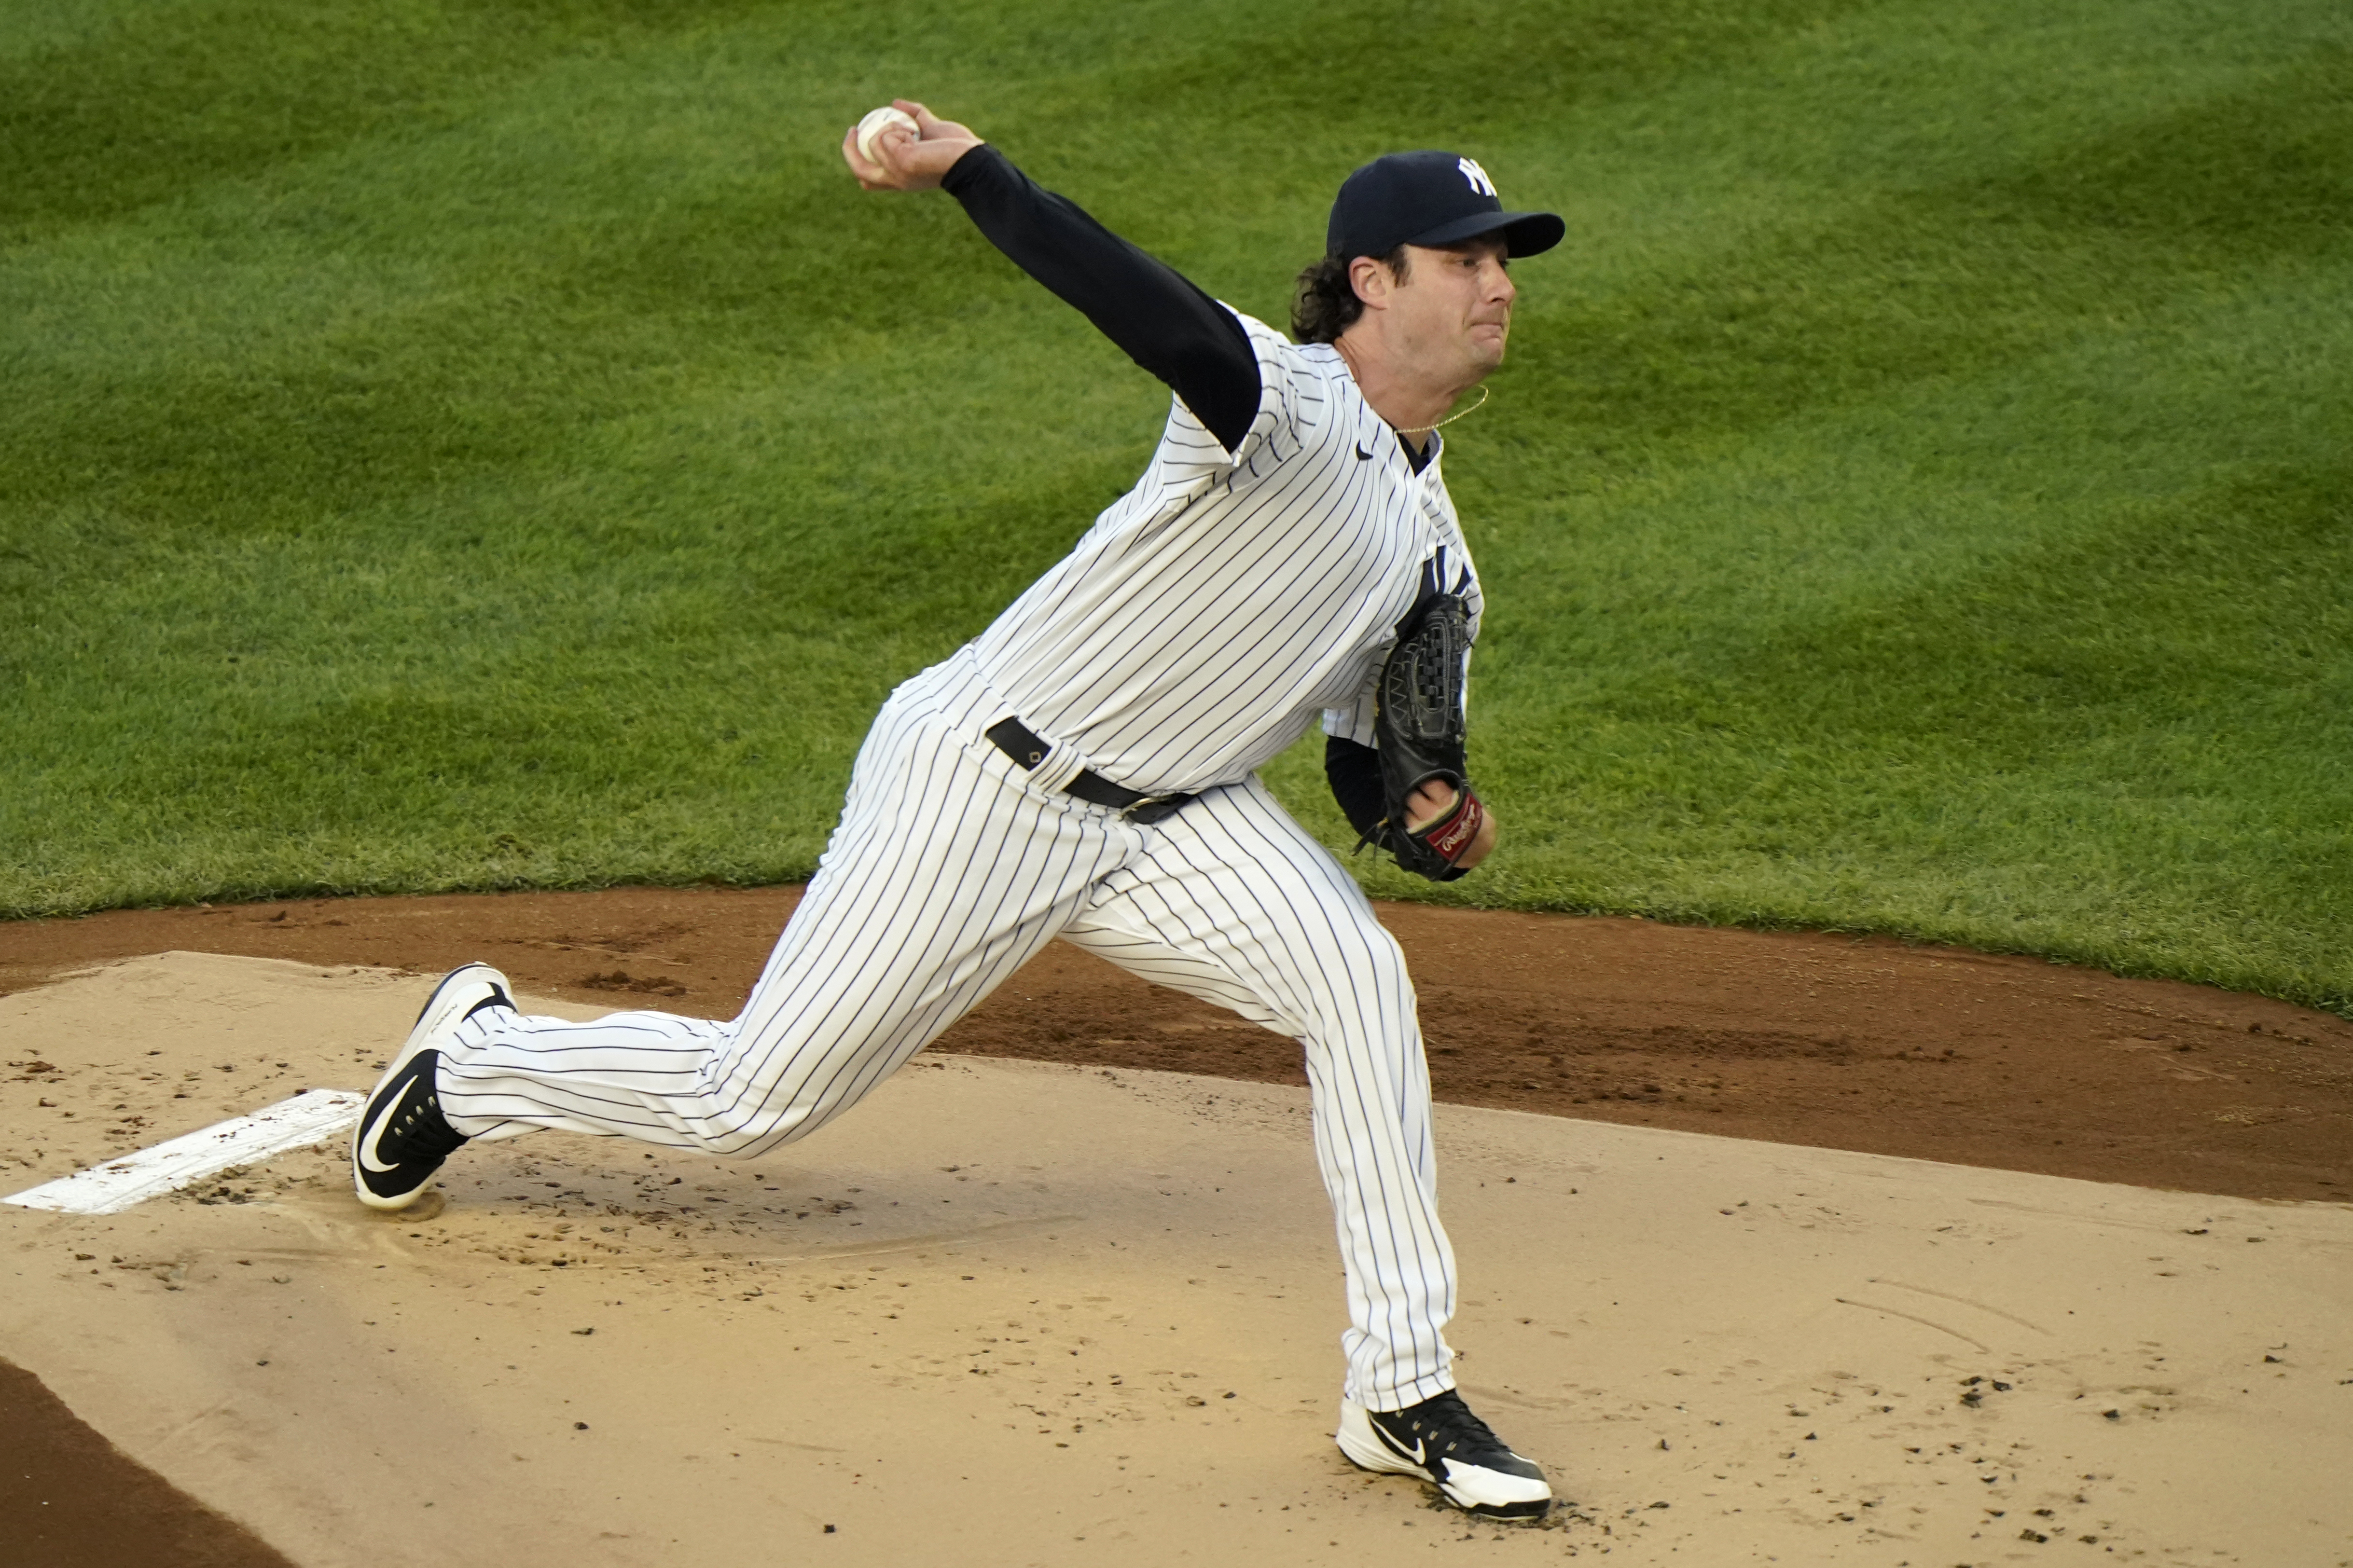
1328 734 1471 879
1325 736 1386 840
942 143 1262 454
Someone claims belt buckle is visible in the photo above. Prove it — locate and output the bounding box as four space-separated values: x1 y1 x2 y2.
1123 793 1190 825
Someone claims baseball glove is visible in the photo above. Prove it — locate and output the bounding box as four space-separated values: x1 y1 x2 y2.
1358 594 1486 881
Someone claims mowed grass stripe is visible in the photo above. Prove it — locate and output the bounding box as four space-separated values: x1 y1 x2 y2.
5 0 2350 1015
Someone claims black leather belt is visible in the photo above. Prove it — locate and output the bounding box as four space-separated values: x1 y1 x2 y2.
985 718 1195 825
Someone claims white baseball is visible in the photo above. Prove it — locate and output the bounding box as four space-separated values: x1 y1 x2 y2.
855 105 919 164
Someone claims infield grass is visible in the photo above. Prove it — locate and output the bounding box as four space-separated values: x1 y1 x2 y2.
5 0 2352 1011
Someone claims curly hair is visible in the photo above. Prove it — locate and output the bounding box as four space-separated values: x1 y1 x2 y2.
1289 246 1411 344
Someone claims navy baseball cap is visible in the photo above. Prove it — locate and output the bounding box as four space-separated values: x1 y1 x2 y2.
1326 151 1564 261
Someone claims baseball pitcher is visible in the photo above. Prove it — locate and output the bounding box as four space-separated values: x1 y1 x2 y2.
354 101 1564 1519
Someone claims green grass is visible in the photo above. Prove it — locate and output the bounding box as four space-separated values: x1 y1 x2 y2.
5 0 2351 1013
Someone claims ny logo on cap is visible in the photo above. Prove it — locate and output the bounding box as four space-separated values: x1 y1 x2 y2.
1457 157 1497 197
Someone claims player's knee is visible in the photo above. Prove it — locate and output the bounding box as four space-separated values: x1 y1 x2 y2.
1299 927 1418 1039
1362 926 1419 1007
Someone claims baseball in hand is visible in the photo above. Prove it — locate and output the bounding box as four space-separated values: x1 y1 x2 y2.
855 105 919 163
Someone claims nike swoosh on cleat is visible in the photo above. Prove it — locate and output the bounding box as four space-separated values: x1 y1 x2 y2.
1378 1429 1427 1467
356 1073 418 1173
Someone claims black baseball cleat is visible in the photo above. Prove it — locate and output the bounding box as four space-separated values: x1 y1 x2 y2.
1336 1389 1553 1519
351 963 513 1210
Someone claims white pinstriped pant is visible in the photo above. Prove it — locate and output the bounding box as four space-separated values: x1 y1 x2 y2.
438 649 1457 1409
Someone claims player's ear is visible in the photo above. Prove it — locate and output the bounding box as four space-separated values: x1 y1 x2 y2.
1348 254 1393 310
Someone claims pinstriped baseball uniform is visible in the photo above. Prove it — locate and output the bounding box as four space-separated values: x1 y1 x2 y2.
435 156 1484 1412
974 321 1481 794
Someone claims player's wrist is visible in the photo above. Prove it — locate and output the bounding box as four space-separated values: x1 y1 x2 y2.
1418 784 1484 866
933 138 993 191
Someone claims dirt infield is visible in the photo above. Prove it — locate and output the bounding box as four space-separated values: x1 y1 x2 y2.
4 885 2348 1203
7 953 2349 1568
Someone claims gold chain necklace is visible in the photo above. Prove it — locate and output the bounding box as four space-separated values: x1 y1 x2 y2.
1394 383 1490 436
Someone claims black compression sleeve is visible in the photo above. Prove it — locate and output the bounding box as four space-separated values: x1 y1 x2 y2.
1326 736 1385 840
942 144 1261 454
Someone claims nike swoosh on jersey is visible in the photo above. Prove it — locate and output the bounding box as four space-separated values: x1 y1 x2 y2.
1355 444 1374 460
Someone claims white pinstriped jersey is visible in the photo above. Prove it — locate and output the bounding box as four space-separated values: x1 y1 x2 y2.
436 327 1482 1413
969 310 1483 797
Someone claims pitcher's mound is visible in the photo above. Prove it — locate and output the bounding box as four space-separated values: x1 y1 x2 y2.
2 953 2348 1565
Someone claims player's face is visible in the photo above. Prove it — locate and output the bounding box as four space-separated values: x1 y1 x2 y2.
1396 238 1515 382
